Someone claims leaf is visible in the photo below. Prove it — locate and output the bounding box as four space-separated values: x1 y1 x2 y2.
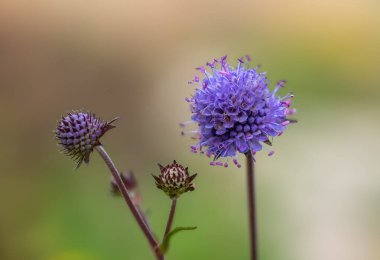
160 226 197 254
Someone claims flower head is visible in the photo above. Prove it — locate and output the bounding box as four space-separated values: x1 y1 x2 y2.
183 55 296 167
152 160 197 199
55 111 117 167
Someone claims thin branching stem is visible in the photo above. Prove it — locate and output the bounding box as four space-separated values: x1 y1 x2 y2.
95 145 164 260
163 198 177 239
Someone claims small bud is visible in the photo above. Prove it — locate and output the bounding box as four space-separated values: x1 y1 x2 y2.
110 170 138 193
152 161 197 199
55 111 117 168
111 171 141 205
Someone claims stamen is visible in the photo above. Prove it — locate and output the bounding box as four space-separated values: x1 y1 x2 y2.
196 67 206 73
206 60 216 68
219 70 230 76
286 108 296 115
273 80 287 95
179 121 193 127
181 130 199 136
280 92 294 101
281 99 292 107
233 158 241 168
277 80 287 88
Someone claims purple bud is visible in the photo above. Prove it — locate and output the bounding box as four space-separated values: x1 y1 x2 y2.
55 111 117 168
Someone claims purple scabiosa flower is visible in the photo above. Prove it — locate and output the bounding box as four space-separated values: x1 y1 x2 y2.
55 111 117 168
152 161 197 199
182 55 296 167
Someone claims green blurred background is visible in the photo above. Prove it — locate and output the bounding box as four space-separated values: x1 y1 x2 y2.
1 0 380 259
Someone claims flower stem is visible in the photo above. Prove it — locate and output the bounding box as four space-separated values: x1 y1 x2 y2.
246 153 258 260
95 145 164 260
137 205 151 230
163 198 177 239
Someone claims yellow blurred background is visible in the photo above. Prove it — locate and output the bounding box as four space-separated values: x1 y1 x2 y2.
1 0 380 259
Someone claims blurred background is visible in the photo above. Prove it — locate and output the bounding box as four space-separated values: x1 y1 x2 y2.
1 0 380 259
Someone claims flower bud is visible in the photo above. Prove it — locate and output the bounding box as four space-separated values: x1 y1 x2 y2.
152 160 197 199
55 111 117 167
110 170 142 205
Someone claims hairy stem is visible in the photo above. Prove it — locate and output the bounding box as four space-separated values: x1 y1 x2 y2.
246 153 258 260
95 145 164 260
163 198 177 239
